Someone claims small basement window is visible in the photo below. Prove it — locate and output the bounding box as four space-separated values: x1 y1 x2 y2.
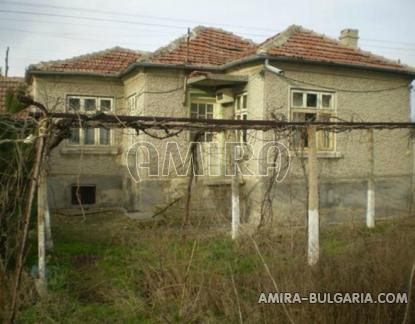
71 185 96 205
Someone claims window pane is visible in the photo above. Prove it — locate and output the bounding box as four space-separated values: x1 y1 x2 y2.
242 130 247 143
84 128 95 145
305 113 317 122
318 113 330 122
306 93 317 108
236 97 241 110
190 103 198 118
205 132 213 142
322 94 332 108
198 104 206 118
242 114 247 142
292 112 305 122
68 98 80 111
100 99 111 112
128 97 134 111
69 128 80 144
320 131 332 149
318 113 332 150
242 95 247 109
293 92 303 107
207 104 213 113
292 112 315 148
99 128 110 145
84 98 96 112
199 104 206 114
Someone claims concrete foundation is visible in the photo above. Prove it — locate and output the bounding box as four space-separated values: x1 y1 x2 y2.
48 173 413 227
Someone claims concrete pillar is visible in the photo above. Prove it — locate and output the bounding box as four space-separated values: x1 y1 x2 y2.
36 174 47 296
366 129 375 228
307 126 319 266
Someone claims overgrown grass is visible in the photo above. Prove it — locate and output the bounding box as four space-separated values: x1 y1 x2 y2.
11 212 415 323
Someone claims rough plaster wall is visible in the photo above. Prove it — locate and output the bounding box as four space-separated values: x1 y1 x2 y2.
263 62 412 179
227 64 267 224
122 71 147 210
229 64 266 171
135 69 190 209
33 75 127 208
261 62 413 222
142 69 188 176
34 75 126 173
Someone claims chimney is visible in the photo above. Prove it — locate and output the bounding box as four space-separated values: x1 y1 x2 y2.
339 29 359 48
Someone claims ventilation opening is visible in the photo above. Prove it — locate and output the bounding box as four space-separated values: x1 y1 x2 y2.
71 185 96 205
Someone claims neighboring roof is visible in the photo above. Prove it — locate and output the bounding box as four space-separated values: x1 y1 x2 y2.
246 25 413 74
140 26 256 67
0 76 24 112
28 47 145 76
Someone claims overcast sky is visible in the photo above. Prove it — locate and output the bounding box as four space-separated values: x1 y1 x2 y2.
1 0 415 76
0 0 414 116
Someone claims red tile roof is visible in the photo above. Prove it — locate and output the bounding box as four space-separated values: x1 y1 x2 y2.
29 47 145 75
249 25 412 73
0 76 24 112
146 27 256 66
27 26 415 76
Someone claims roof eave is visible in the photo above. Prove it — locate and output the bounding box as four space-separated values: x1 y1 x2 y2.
223 55 415 79
27 69 121 79
271 56 415 78
121 62 223 77
27 55 415 81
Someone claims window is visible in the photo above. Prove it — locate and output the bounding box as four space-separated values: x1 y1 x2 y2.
68 97 80 111
71 185 96 205
67 96 113 146
322 94 333 108
235 93 248 143
127 95 136 113
290 90 335 151
100 99 112 112
84 98 96 111
190 102 214 142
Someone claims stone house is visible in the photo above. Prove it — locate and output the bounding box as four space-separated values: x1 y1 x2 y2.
26 25 415 224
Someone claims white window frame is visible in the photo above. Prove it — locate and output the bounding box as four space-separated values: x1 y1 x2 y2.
99 98 113 112
234 93 248 144
290 89 336 151
189 100 215 142
127 94 137 113
66 95 114 146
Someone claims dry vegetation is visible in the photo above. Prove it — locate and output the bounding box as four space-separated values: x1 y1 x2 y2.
2 209 413 324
